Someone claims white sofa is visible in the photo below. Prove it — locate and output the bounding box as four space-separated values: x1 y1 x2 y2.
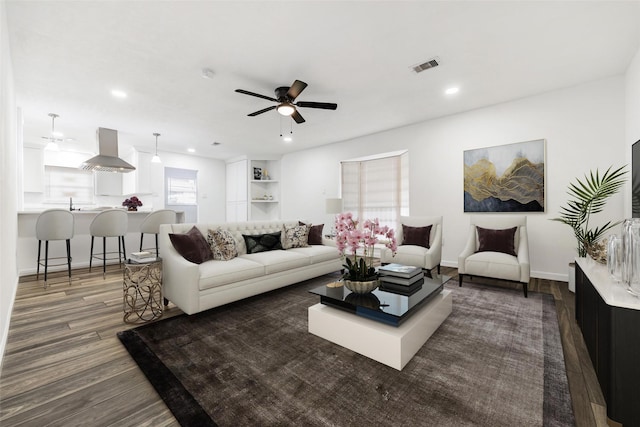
158 220 342 315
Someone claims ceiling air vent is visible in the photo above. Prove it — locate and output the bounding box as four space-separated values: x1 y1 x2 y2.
412 58 440 73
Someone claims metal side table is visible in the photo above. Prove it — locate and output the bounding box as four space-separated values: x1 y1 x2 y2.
123 258 163 323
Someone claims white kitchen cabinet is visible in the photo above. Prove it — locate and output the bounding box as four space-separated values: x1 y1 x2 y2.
121 150 152 195
136 151 152 194
23 147 44 193
225 159 248 221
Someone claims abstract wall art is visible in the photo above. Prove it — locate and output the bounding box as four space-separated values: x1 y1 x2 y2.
464 139 545 212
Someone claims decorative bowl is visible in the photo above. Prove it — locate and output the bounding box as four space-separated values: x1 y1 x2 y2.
344 279 379 294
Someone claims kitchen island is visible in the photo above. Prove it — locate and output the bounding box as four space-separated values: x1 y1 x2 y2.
17 210 184 277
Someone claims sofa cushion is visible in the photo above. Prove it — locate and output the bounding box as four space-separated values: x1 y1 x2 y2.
207 228 238 261
243 232 283 254
288 245 339 264
476 226 517 256
240 250 310 274
282 224 310 249
198 257 266 290
464 251 521 281
390 245 429 267
169 226 213 264
402 224 432 248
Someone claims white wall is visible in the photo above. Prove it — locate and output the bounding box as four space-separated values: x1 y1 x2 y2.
0 0 19 368
146 149 226 222
281 77 627 281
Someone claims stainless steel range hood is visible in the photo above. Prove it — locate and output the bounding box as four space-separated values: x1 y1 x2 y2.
79 127 135 172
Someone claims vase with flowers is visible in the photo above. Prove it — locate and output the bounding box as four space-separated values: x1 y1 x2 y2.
334 212 397 294
122 196 143 211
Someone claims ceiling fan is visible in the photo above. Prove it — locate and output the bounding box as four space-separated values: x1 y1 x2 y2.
235 80 337 124
41 113 64 150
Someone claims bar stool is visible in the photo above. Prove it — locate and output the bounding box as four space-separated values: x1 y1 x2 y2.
90 209 128 278
139 209 177 257
36 209 74 289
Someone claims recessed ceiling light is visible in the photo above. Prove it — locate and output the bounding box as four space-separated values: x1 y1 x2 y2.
445 87 459 95
201 68 215 79
111 89 127 98
187 148 196 153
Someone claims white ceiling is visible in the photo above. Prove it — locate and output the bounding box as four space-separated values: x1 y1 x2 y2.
6 1 640 160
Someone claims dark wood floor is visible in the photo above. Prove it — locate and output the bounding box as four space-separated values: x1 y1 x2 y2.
0 266 608 426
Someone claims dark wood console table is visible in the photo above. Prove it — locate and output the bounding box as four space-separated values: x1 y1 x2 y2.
575 258 640 426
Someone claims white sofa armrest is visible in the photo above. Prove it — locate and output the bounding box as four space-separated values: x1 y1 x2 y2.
457 225 477 274
158 223 202 314
517 226 530 283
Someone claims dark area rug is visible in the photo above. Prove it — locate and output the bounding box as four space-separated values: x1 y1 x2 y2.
117 275 575 427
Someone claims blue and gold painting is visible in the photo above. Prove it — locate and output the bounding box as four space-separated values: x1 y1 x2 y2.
464 139 545 212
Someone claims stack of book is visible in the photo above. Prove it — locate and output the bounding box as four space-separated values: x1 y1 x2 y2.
129 251 157 264
378 263 424 295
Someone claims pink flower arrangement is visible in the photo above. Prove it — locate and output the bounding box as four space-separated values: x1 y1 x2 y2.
122 196 143 209
334 212 397 281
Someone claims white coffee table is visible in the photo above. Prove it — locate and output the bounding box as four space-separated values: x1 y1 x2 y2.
308 286 452 370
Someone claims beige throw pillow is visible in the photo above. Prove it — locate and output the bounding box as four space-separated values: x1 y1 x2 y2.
282 224 310 249
207 228 238 261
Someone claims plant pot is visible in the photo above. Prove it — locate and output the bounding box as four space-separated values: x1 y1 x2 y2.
127 206 137 212
344 279 379 294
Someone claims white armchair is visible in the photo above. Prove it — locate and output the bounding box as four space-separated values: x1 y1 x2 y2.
380 216 442 273
458 215 530 297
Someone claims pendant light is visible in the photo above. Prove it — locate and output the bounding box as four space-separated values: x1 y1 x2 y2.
43 113 62 151
151 133 161 163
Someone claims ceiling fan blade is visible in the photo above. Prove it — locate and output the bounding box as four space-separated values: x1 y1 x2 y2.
291 110 305 124
248 105 277 116
286 80 308 101
235 89 277 102
296 101 338 110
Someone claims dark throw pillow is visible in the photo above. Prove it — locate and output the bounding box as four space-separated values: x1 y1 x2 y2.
169 226 213 264
476 226 517 256
243 232 283 254
402 224 432 249
299 221 324 245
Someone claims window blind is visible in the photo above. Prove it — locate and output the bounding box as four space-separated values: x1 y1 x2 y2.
340 152 409 229
44 166 94 204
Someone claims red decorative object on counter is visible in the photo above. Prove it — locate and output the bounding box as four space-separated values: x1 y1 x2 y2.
123 196 143 211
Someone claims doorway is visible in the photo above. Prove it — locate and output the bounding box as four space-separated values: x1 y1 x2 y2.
165 167 198 223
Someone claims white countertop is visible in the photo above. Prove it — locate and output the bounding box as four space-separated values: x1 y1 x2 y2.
576 257 640 310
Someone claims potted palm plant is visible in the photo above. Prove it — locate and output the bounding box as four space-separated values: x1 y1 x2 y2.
552 165 627 257
552 165 626 290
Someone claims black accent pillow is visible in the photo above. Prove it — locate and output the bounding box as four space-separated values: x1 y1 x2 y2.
402 224 432 249
299 221 324 245
243 232 283 254
476 226 517 256
169 226 213 264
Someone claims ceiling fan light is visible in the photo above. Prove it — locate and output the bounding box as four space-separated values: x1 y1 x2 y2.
45 141 59 151
277 103 295 116
151 132 161 163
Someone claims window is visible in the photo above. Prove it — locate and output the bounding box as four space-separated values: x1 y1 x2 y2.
341 151 409 229
167 176 197 205
44 166 94 204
